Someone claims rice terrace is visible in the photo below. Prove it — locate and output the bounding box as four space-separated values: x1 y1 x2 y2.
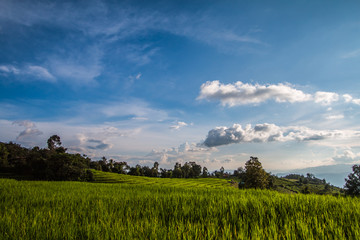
2 0 360 239
1 174 360 239
1 137 360 239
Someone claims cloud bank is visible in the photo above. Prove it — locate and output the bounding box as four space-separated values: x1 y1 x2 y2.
197 80 312 106
198 80 359 107
12 120 43 141
203 123 360 147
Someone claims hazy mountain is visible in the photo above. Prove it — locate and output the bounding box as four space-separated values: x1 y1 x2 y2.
273 164 354 187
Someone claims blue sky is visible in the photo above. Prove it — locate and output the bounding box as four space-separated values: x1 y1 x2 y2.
1 0 360 182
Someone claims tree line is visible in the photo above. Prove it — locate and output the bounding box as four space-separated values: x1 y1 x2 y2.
1 135 360 196
0 136 271 187
0 135 217 181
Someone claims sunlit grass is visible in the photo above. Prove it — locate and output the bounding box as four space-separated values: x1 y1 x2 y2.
1 175 359 239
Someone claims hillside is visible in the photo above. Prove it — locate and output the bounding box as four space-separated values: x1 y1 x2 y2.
273 176 342 195
91 170 236 189
91 170 342 195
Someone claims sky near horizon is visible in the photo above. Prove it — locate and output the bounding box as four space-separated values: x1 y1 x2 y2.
1 0 360 172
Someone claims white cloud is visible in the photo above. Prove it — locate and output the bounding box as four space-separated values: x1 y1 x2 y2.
170 121 188 130
99 100 169 121
48 46 102 85
145 142 215 166
343 94 360 105
0 64 55 81
197 80 312 106
197 80 360 107
314 91 339 105
333 149 360 163
135 73 142 80
0 65 20 74
125 72 143 89
326 114 344 120
132 117 149 121
203 123 360 147
68 126 141 154
25 66 55 81
122 44 159 66
12 120 43 142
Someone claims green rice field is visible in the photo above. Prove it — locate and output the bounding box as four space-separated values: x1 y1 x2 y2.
1 171 359 239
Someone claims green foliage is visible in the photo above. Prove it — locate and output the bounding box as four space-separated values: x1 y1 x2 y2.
1 178 359 239
344 165 360 196
91 170 231 188
0 143 9 168
0 137 90 181
277 175 341 195
47 135 62 151
244 156 269 189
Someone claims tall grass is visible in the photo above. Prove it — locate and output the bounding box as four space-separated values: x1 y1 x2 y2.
1 178 359 239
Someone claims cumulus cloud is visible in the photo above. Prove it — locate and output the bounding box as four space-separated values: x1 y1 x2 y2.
101 141 215 168
314 91 339 105
203 123 358 147
71 126 141 154
197 80 312 106
146 142 214 166
333 149 360 163
12 120 43 141
170 121 188 130
198 80 360 107
76 134 113 151
343 94 360 105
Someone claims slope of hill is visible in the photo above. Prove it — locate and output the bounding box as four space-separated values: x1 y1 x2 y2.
91 170 342 195
273 176 342 195
91 170 235 189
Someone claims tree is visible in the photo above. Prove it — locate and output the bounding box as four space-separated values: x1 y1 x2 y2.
189 162 202 178
98 157 109 172
112 161 129 174
344 164 360 196
0 143 9 168
234 167 245 179
173 163 182 178
220 166 225 176
244 156 269 189
47 135 66 153
202 166 209 177
151 162 159 177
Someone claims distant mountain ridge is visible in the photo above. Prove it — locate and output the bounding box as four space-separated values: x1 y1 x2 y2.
273 164 353 187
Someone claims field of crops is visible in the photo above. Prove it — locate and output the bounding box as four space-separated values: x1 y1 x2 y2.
1 174 360 239
91 170 234 188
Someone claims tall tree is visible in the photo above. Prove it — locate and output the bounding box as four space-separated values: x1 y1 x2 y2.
244 157 269 189
47 135 66 153
202 166 209 177
344 164 360 196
